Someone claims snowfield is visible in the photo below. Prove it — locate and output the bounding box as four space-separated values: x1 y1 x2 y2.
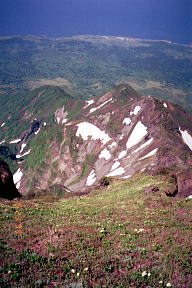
126 121 148 150
106 167 126 177
123 117 131 125
86 170 96 186
84 99 94 109
179 128 192 151
89 98 112 113
130 106 141 116
99 148 111 160
139 148 158 160
9 139 21 144
76 122 111 145
13 168 23 189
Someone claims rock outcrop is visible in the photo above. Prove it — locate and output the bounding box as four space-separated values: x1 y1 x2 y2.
0 158 21 200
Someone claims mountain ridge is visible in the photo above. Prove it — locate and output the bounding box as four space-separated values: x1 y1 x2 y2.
4 84 191 198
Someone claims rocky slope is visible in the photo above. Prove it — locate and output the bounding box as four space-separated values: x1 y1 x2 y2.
0 158 21 200
5 84 191 198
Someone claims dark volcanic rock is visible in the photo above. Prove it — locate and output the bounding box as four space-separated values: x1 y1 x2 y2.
176 171 192 198
144 185 159 194
0 158 21 200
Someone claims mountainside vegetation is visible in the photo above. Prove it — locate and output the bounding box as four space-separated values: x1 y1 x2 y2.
0 174 192 287
0 35 191 113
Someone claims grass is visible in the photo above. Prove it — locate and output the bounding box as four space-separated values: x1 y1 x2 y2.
0 173 192 287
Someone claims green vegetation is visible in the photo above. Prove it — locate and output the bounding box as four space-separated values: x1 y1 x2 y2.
0 173 191 287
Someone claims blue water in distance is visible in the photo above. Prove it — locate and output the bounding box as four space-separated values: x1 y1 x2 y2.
0 0 191 44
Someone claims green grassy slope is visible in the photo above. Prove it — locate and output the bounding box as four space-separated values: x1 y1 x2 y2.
0 174 191 287
0 36 191 112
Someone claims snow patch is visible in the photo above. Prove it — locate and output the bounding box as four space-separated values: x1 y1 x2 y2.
122 175 132 179
130 106 141 116
16 149 31 159
76 122 111 145
9 139 21 144
20 143 27 153
35 128 40 135
56 117 61 124
111 161 120 171
187 195 192 199
118 150 127 160
43 122 47 126
139 148 158 160
106 167 126 177
179 128 192 151
84 99 94 109
99 148 111 160
62 118 68 124
86 170 96 186
108 142 117 149
89 98 112 113
126 121 148 149
123 117 131 125
1 122 5 127
13 168 23 189
132 138 153 154
0 139 5 145
163 102 168 108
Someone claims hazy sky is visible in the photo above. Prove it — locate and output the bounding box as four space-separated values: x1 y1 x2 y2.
0 0 191 43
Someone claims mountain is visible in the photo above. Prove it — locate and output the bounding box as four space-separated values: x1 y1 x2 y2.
0 34 191 115
2 84 191 198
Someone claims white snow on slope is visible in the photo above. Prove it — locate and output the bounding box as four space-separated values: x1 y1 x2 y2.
121 175 132 179
76 122 111 145
111 161 120 171
16 149 31 159
35 128 40 135
99 148 111 160
20 143 27 153
126 121 148 150
90 98 112 113
123 117 131 125
106 167 126 177
163 103 168 108
13 168 23 189
84 99 94 109
118 150 127 159
56 117 61 124
1 122 5 127
9 139 21 144
179 127 192 151
130 106 141 116
62 118 68 124
0 139 5 145
86 170 96 186
108 142 117 149
139 148 158 160
133 138 153 154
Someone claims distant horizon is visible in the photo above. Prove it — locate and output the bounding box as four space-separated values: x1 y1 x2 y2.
0 0 191 45
0 33 191 46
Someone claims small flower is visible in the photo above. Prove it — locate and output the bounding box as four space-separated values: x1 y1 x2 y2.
166 283 172 287
141 271 147 277
159 280 163 284
76 272 80 277
71 269 75 273
148 272 151 277
84 267 88 271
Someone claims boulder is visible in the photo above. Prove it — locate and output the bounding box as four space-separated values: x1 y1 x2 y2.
176 171 192 198
144 185 159 195
0 158 21 200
